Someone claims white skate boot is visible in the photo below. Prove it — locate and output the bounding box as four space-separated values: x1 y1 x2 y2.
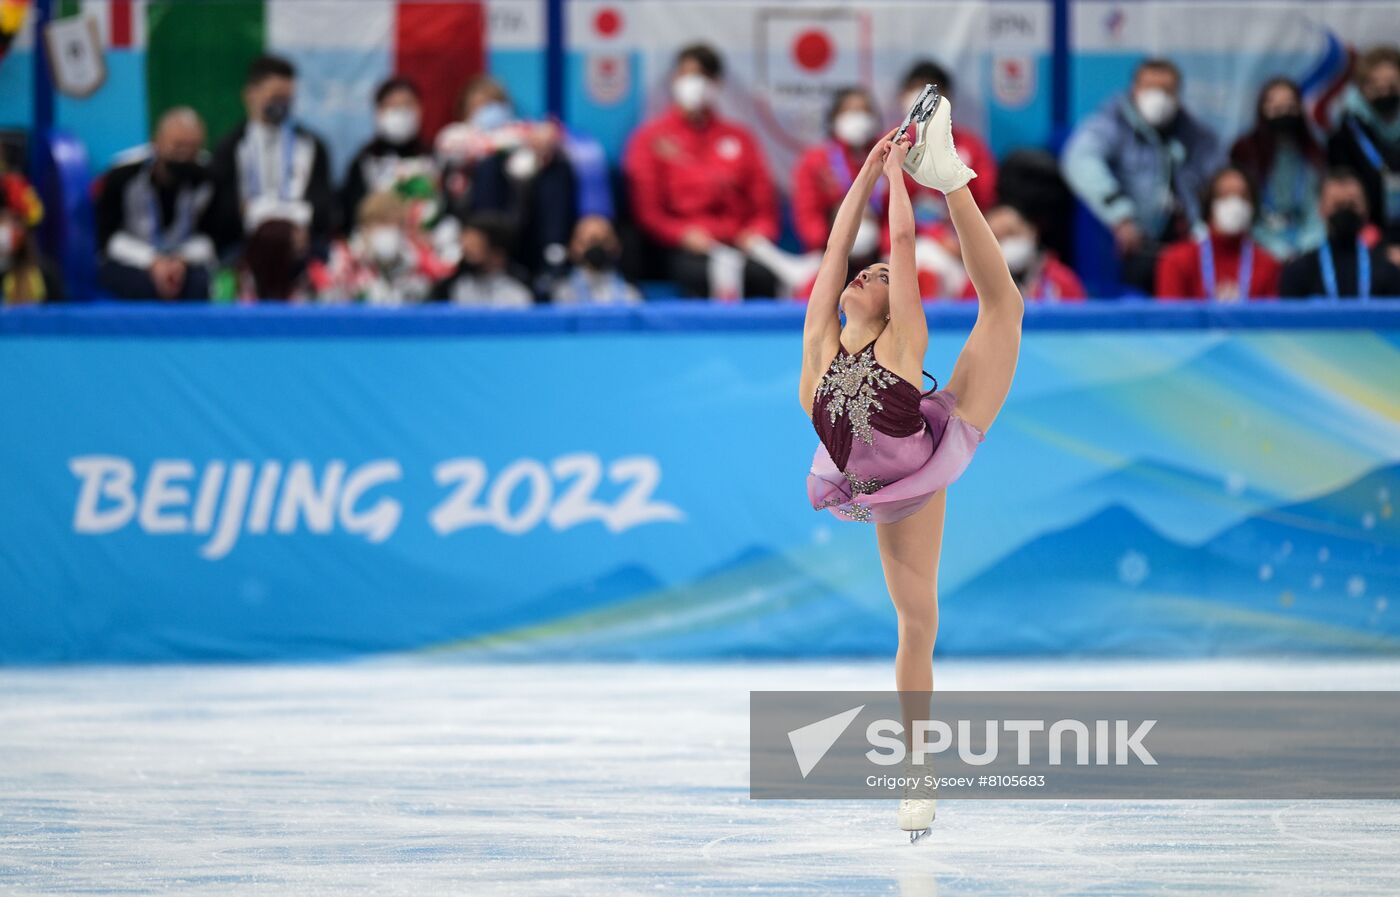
897 758 937 843
897 83 976 195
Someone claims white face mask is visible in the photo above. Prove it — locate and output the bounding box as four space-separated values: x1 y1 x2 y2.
470 101 512 131
367 226 402 263
1134 87 1178 127
851 214 880 257
1211 195 1253 236
376 106 420 144
672 73 715 112
832 110 876 147
999 235 1037 275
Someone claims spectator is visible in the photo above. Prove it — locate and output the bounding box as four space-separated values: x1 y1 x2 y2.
0 168 62 304
431 212 534 307
1061 57 1223 293
435 75 577 278
339 77 436 236
96 107 216 301
622 43 780 299
895 60 998 213
1155 166 1281 300
1280 168 1400 298
317 191 438 305
212 217 321 303
209 55 337 257
962 204 1085 302
552 215 641 305
792 87 884 253
1229 77 1325 260
1328 45 1400 248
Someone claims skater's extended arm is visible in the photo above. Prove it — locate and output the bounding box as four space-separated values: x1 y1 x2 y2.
803 130 896 348
882 138 927 356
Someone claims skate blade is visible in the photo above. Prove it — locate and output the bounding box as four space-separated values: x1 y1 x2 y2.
908 827 932 844
899 85 942 175
896 84 940 144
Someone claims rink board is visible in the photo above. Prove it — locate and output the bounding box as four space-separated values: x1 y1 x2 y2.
1 304 1398 662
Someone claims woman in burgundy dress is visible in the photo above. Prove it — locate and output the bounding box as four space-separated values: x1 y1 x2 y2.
797 88 1024 839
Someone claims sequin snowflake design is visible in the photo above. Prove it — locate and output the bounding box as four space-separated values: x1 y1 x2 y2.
846 472 883 495
841 502 873 522
816 345 902 446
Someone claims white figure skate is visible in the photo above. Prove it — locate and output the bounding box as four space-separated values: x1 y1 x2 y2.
897 83 976 195
898 757 937 843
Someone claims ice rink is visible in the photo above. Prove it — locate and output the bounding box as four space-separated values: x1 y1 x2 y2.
3 658 1399 896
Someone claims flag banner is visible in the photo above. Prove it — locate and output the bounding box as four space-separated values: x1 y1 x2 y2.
567 0 1053 184
1071 1 1400 141
0 0 533 176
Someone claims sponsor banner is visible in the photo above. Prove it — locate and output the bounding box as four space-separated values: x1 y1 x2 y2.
0 307 1398 663
751 690 1400 799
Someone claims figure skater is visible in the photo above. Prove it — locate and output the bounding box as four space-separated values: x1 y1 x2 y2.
798 86 1024 841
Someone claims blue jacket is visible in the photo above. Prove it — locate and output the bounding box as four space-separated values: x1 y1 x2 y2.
1061 94 1223 240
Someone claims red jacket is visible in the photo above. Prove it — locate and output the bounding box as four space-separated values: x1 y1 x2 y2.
791 127 999 252
792 141 876 251
1155 232 1281 300
960 253 1086 302
623 107 779 248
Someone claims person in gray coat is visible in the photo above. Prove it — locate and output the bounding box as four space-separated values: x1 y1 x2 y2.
1061 58 1223 293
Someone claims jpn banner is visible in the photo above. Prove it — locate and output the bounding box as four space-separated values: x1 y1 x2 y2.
752 9 871 159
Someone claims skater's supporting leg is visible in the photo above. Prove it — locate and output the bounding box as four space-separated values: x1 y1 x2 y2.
876 491 945 748
943 187 1025 435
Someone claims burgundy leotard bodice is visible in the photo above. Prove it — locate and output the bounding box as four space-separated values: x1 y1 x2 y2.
811 336 936 471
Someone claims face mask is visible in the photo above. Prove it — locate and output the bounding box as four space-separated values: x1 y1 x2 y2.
1211 195 1253 236
832 110 876 147
376 106 421 144
0 223 13 270
1265 112 1304 136
161 159 203 185
1328 207 1364 241
1134 87 1178 127
672 73 715 112
261 97 292 126
999 235 1037 275
1371 92 1400 120
850 214 880 258
470 101 512 131
367 226 402 263
582 243 615 271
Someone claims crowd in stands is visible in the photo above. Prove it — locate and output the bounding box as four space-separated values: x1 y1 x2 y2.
4 41 1400 307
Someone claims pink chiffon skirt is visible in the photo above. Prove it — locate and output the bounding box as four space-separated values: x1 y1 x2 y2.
807 389 984 524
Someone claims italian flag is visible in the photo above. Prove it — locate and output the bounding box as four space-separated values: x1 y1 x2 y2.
55 0 485 169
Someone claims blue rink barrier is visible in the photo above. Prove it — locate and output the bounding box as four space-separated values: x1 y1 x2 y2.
2 301 1399 664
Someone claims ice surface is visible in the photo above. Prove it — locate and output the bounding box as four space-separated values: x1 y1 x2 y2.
2 658 1398 896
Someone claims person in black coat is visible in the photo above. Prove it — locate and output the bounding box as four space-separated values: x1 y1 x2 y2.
208 54 336 259
339 77 435 235
1280 169 1400 298
1326 46 1400 246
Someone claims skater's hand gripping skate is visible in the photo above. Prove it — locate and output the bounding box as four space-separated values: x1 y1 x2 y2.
862 127 901 172
882 134 910 181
